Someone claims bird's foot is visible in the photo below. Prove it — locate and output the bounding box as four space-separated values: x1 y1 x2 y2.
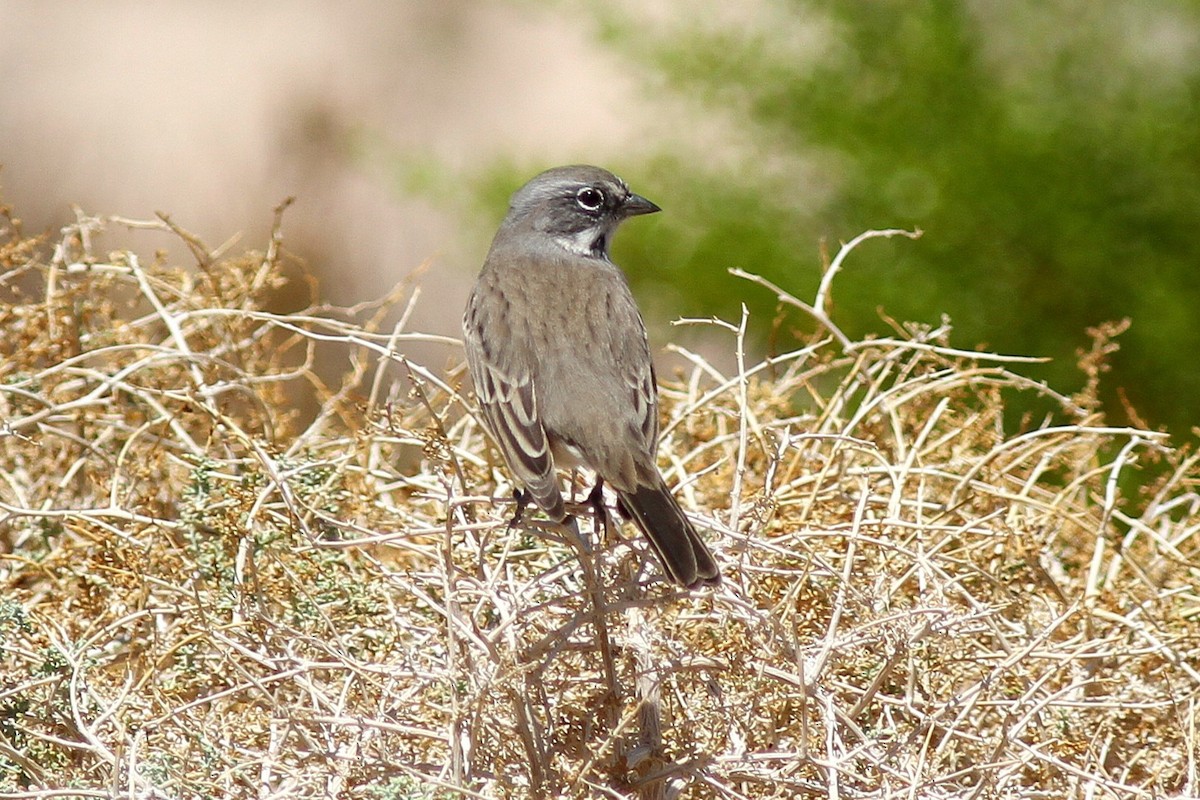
587 478 608 530
507 488 530 528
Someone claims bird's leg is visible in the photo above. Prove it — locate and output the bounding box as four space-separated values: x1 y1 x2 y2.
587 478 608 530
507 487 530 528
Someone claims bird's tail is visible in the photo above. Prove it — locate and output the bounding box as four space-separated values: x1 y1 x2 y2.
617 478 720 589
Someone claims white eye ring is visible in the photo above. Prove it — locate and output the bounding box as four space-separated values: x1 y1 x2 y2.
576 187 604 211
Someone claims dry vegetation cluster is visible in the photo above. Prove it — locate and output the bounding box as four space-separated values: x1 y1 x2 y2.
0 207 1198 799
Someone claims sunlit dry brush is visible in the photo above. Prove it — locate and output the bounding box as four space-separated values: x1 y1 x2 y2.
1 207 1197 799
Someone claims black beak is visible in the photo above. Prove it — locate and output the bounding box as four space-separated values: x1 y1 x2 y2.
622 192 661 217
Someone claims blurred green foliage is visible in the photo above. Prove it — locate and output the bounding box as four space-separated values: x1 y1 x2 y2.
463 1 1200 437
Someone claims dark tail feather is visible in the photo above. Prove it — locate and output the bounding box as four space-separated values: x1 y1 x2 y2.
617 478 720 589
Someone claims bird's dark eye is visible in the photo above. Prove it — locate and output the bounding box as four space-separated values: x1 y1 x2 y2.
576 187 605 211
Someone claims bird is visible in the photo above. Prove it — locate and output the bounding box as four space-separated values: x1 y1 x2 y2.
462 165 720 589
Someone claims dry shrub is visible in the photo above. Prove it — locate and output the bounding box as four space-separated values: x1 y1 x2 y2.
1 208 1197 800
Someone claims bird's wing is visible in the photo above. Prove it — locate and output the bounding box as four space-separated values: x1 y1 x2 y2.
629 356 659 454
616 301 660 475
463 302 565 519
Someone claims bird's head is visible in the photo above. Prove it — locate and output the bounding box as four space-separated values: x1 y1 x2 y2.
505 165 660 259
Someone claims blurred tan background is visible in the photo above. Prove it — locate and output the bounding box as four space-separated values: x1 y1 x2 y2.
0 1 657 345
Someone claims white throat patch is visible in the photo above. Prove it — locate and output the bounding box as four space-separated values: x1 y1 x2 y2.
554 229 606 258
